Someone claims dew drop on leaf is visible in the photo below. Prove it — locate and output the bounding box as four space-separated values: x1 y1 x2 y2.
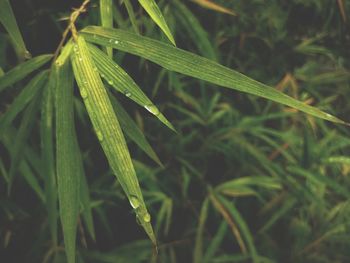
145 104 160 116
143 213 151 223
124 90 131 97
96 130 104 142
129 195 140 209
108 80 113 85
80 88 88 99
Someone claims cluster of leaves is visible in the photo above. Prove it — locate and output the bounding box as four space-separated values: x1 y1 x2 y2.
0 0 350 262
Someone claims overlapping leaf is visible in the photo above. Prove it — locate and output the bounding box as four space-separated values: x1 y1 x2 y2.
100 0 113 57
81 26 346 125
0 0 30 59
0 54 52 92
138 0 175 45
70 35 156 245
55 53 80 263
88 43 174 131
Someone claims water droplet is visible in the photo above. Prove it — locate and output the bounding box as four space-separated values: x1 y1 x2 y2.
80 88 88 99
79 56 83 61
129 195 140 209
124 90 131 97
143 213 151 223
115 40 119 44
96 130 104 141
109 39 113 43
101 74 105 78
93 66 98 71
24 50 32 59
108 80 114 85
55 60 62 67
144 105 160 116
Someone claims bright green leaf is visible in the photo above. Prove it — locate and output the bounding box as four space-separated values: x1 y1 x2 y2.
81 26 346 125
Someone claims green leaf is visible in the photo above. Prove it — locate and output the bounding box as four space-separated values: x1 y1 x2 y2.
0 54 52 93
70 35 156 245
8 91 41 192
194 198 210 263
41 70 58 245
109 94 162 166
122 0 140 34
0 0 30 59
217 194 259 263
100 0 113 57
81 26 346 125
0 70 48 134
172 0 216 60
88 43 175 131
55 55 80 263
138 0 175 45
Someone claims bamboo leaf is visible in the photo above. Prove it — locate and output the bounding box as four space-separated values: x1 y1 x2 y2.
100 0 113 57
55 55 80 263
0 0 31 59
172 0 216 60
0 70 48 134
109 94 162 166
8 91 41 192
88 43 175 131
122 0 140 34
70 35 156 245
0 54 52 93
138 0 175 45
81 26 346 125
41 70 58 245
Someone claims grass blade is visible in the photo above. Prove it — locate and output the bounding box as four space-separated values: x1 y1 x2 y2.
138 0 175 45
70 35 156 245
41 69 58 246
122 0 140 34
109 94 162 166
81 26 346 125
193 198 209 263
88 43 175 131
0 70 48 134
100 0 113 57
8 91 42 192
55 56 80 263
172 0 216 60
0 0 30 59
192 0 237 16
0 54 52 93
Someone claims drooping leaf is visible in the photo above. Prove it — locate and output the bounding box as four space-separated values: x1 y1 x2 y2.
138 0 175 45
0 70 48 134
100 0 113 57
55 54 80 263
0 54 52 92
8 91 41 192
77 143 96 240
41 69 58 245
109 94 162 166
88 43 175 131
70 35 156 245
81 26 346 125
0 0 31 59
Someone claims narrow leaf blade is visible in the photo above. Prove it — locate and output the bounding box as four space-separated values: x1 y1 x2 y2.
55 58 80 263
0 54 52 93
88 43 175 131
81 26 346 125
138 0 175 45
71 35 156 245
100 0 113 57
